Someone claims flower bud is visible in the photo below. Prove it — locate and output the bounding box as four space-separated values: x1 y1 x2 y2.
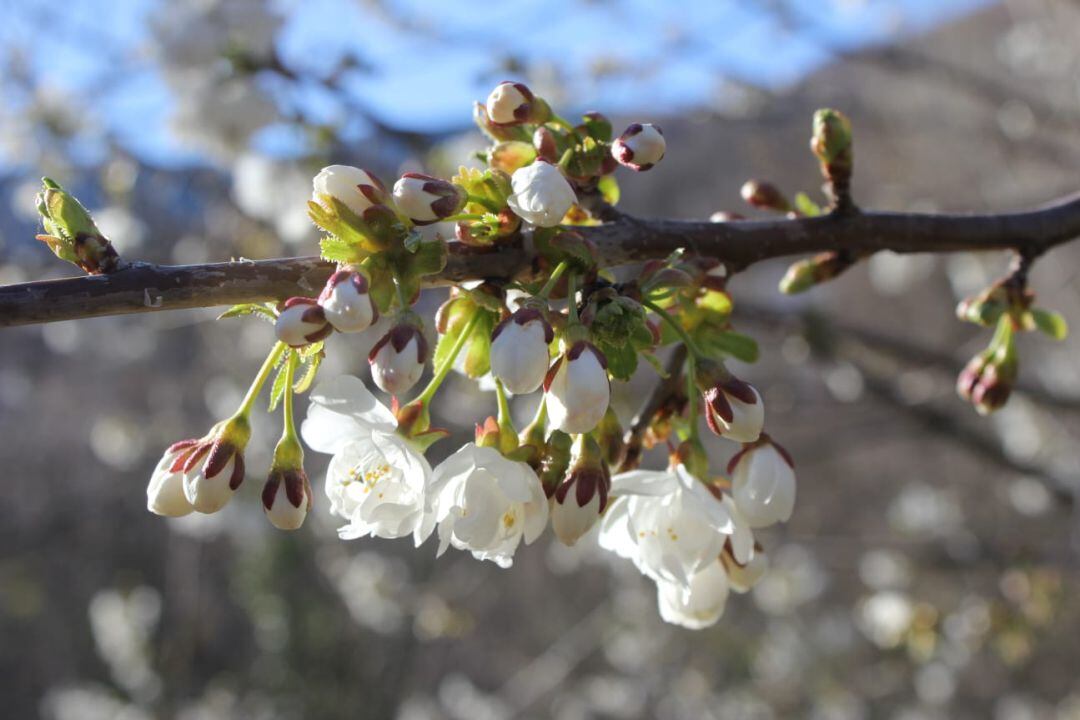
957 342 1017 416
490 308 554 395
721 545 768 594
696 361 764 443
35 177 120 274
164 416 250 514
392 173 466 225
740 180 791 213
146 441 197 517
369 320 428 395
312 165 388 216
485 81 549 125
544 341 610 435
727 437 795 529
473 102 522 141
533 126 560 163
506 160 577 227
611 123 665 171
262 435 313 531
550 436 610 546
275 297 333 347
318 269 378 333
810 109 853 170
778 251 856 294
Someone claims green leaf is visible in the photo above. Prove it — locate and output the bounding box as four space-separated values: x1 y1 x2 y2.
697 329 760 363
268 351 294 412
794 192 822 217
403 229 424 253
293 350 324 394
320 234 365 264
217 303 277 322
598 174 620 206
1030 308 1069 341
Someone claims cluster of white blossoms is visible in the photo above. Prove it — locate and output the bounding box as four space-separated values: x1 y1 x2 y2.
139 81 798 629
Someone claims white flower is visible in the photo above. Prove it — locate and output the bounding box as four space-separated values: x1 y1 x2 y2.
701 377 764 443
275 297 332 348
490 309 553 395
262 468 313 531
427 443 548 568
318 270 378 334
146 444 195 517
599 465 753 589
506 161 576 228
612 123 666 171
368 323 428 396
545 341 610 434
312 165 387 216
301 375 433 543
485 81 534 125
392 173 464 224
656 561 729 629
730 441 796 528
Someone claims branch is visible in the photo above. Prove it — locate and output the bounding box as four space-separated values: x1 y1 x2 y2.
4 191 1080 327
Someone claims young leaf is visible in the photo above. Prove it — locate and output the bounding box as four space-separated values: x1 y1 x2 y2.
293 351 324 394
1030 308 1069 341
697 330 760 363
268 350 294 412
217 303 277 322
794 192 822 217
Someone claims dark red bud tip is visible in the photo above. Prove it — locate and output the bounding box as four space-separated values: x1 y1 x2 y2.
282 296 318 310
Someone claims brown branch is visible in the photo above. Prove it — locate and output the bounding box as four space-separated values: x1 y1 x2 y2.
618 344 689 473
4 192 1080 327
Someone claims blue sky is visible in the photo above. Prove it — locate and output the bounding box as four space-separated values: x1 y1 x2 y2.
0 0 991 168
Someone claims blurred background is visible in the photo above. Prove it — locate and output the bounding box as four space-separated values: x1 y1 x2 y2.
2 0 1080 718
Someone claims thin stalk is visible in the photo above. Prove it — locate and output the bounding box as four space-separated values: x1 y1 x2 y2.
236 342 288 417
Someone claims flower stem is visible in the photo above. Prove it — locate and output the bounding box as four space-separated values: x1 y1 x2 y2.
236 342 287 418
466 194 501 213
416 312 482 405
642 298 705 358
443 213 486 223
537 259 570 299
282 352 299 441
494 378 516 435
685 354 701 442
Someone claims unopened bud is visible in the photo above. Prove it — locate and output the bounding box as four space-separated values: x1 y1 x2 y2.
35 178 120 274
611 123 665 171
392 173 467 225
369 320 428 396
275 297 333 347
485 81 550 125
740 180 791 213
778 251 857 294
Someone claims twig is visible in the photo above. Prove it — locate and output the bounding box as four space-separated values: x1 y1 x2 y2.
618 344 689 473
4 192 1080 327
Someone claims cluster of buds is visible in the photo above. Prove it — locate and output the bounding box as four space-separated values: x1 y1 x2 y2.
954 261 1067 414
